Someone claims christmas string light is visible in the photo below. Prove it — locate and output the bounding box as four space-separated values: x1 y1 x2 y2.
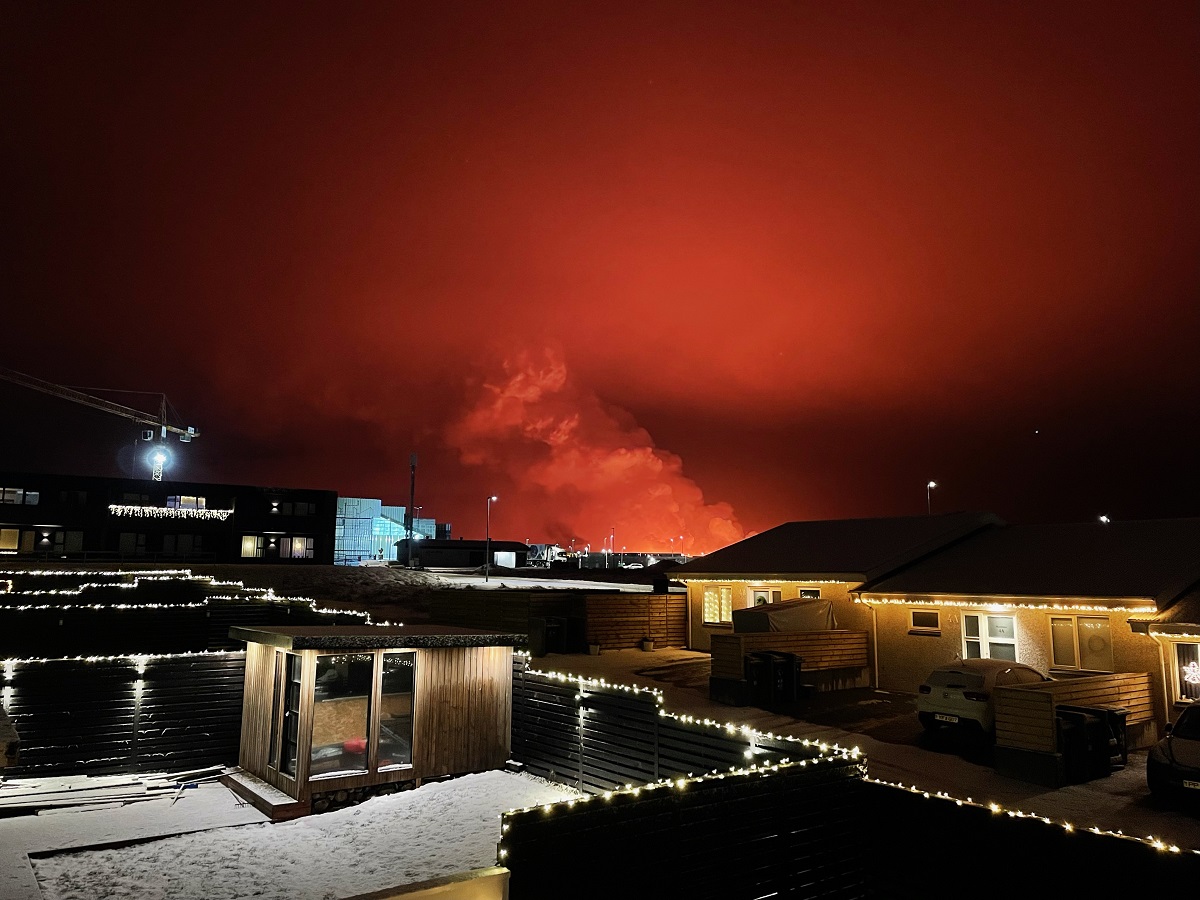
855 596 1156 614
865 777 1192 855
108 505 234 521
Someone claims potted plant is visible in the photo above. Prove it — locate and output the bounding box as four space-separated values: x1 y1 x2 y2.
640 636 654 652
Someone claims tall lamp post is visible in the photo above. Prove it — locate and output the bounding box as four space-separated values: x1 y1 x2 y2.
484 495 498 582
926 481 937 516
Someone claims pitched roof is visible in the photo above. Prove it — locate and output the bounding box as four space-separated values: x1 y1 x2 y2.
1129 580 1200 632
670 512 1001 581
857 519 1200 603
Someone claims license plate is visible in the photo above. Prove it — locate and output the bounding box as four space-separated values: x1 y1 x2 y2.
934 713 959 723
1184 780 1200 790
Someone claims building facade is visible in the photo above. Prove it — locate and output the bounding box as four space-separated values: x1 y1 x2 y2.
0 471 336 564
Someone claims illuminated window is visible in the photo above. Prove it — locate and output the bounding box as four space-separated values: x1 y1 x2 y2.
963 613 1016 661
799 588 821 600
0 529 17 551
910 609 940 633
279 536 314 559
750 588 782 606
1050 615 1112 672
703 585 734 624
241 535 264 558
0 487 35 505
167 495 205 510
1175 644 1200 703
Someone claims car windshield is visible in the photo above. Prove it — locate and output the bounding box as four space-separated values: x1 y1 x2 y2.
926 670 985 689
1172 708 1200 740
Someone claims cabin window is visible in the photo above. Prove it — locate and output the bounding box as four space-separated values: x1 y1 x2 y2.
311 653 373 779
963 613 1016 661
1175 644 1200 703
703 585 734 624
378 652 415 770
279 653 302 777
1050 616 1113 672
910 609 940 634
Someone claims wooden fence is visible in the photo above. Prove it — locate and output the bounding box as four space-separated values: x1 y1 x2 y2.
994 672 1155 753
709 631 871 698
584 593 686 650
426 590 688 653
507 659 869 899
3 654 246 776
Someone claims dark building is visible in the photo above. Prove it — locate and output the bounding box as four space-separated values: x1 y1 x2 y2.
0 471 336 564
395 538 528 569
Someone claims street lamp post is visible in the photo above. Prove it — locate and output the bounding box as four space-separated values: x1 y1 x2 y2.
485 495 498 582
926 481 937 516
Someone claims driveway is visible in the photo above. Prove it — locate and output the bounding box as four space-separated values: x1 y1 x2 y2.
535 648 1200 850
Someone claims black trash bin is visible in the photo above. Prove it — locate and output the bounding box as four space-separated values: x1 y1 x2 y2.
745 652 774 709
542 616 566 654
1057 704 1128 782
763 651 801 711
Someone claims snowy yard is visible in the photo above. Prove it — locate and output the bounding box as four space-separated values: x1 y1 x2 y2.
31 771 583 900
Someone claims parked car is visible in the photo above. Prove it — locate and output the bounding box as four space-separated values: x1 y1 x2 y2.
917 658 1052 734
1147 705 1200 800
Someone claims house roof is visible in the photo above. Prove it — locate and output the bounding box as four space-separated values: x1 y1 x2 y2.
230 624 526 650
856 519 1200 604
669 512 1001 582
1129 581 1200 633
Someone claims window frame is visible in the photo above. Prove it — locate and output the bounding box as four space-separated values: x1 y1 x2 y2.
962 612 1017 661
1049 614 1114 673
702 584 734 625
909 608 941 635
1174 643 1200 704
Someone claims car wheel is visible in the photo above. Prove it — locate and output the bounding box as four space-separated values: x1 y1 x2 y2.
918 712 940 732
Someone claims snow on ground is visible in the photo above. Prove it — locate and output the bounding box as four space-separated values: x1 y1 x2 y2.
30 771 582 900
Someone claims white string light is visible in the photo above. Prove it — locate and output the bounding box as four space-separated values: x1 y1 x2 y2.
108 505 234 521
854 596 1156 614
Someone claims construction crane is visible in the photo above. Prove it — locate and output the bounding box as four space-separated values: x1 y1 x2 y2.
0 365 199 481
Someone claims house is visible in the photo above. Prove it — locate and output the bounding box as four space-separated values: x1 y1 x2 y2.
853 518 1200 743
670 512 1000 651
395 538 530 569
223 624 524 819
0 471 337 564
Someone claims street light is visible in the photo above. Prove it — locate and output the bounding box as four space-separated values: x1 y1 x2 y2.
926 481 937 516
1099 515 1110 524
485 495 498 582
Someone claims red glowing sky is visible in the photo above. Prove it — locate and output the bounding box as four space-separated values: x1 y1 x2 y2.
3 3 1199 553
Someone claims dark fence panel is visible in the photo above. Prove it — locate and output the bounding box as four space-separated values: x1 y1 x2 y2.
861 780 1200 897
4 653 245 776
502 760 869 900
512 658 803 793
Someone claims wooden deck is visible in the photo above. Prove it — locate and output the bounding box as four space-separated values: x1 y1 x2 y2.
220 768 309 820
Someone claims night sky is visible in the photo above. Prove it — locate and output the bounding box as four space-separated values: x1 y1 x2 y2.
4 2 1199 553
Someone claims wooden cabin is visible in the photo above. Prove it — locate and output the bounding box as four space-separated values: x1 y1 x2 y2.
221 624 524 819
